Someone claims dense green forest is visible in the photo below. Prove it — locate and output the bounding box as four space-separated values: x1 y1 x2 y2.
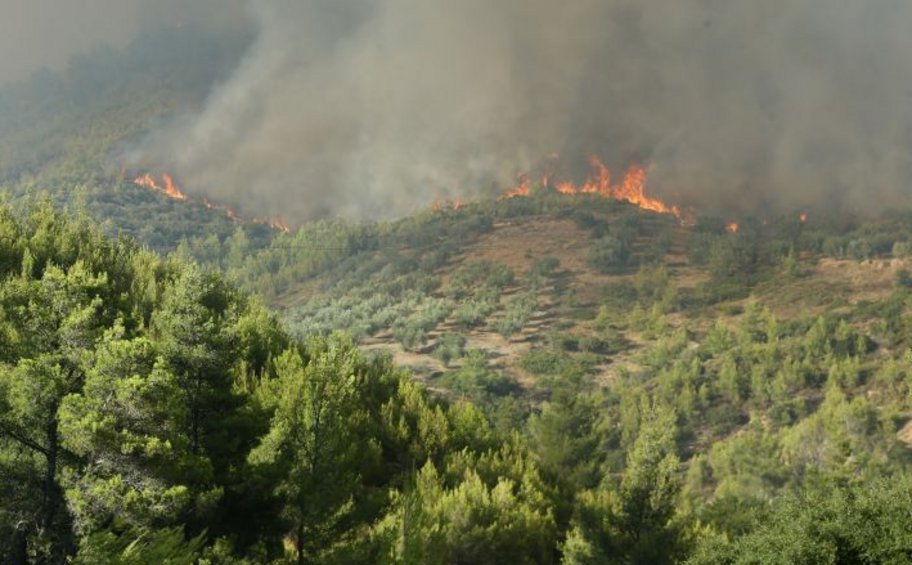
5 199 912 563
4 21 912 565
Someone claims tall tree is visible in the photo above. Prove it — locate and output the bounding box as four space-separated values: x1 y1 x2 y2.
248 336 367 564
563 402 682 565
0 261 112 563
58 335 207 534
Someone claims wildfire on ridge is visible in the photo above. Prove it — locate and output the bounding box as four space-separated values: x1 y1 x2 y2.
726 222 740 234
501 173 532 199
133 173 188 201
500 155 683 219
203 196 242 222
133 172 291 234
429 199 465 212
272 218 291 233
253 216 291 234
799 212 808 223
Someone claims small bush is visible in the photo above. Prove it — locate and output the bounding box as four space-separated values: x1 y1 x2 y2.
530 256 560 278
893 241 912 258
434 333 467 366
587 235 632 273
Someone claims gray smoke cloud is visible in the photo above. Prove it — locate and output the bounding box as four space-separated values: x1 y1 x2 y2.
0 0 246 85
136 0 912 220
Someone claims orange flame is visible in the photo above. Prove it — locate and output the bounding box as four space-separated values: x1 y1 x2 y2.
252 215 291 234
501 173 532 199
726 222 740 234
134 173 188 201
501 155 681 218
271 217 291 234
133 171 291 234
799 212 808 223
202 196 240 222
429 199 465 212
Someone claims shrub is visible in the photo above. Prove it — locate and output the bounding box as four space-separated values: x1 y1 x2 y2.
453 291 499 328
893 240 912 258
897 268 912 289
847 238 873 261
495 292 537 338
587 235 632 273
529 256 560 278
439 349 519 397
519 350 567 376
434 333 467 367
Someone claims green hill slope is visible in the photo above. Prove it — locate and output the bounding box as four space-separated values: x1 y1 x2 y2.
179 189 912 496
3 29 912 564
0 25 261 251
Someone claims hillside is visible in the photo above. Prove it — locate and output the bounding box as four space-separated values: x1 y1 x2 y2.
0 24 261 251
304 209 909 384
4 19 912 565
176 188 912 480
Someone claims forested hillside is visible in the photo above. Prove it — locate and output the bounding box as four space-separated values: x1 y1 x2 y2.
4 199 912 564
4 16 912 565
0 25 259 251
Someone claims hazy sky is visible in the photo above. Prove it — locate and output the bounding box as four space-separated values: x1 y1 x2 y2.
0 0 246 85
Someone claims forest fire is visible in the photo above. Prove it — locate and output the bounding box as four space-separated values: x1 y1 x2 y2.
133 172 291 234
726 222 740 234
253 216 291 234
501 155 682 219
429 199 466 212
203 197 241 222
133 173 188 201
502 173 532 199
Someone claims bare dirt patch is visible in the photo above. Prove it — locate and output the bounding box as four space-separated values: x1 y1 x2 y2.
460 217 593 275
898 418 912 448
814 258 907 302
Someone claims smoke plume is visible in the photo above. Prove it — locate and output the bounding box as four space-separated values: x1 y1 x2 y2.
136 0 912 220
0 0 245 85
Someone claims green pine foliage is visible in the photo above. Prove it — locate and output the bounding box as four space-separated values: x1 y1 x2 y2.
8 24 912 564
5 194 912 563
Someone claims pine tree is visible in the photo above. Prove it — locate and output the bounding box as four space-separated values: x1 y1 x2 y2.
248 337 367 563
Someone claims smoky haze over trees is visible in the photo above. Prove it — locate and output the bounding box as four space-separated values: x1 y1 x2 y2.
3 1 911 221
0 0 247 85
123 0 912 221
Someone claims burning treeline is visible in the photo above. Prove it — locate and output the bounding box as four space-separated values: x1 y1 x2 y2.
132 172 290 233
499 155 813 232
132 160 806 238
501 155 685 220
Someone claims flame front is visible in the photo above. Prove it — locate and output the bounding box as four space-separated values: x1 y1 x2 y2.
133 171 290 234
501 155 681 218
502 173 532 199
253 216 291 234
429 199 465 212
134 173 188 201
726 222 740 234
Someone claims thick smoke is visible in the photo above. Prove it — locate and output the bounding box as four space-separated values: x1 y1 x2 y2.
0 0 245 85
138 0 912 219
